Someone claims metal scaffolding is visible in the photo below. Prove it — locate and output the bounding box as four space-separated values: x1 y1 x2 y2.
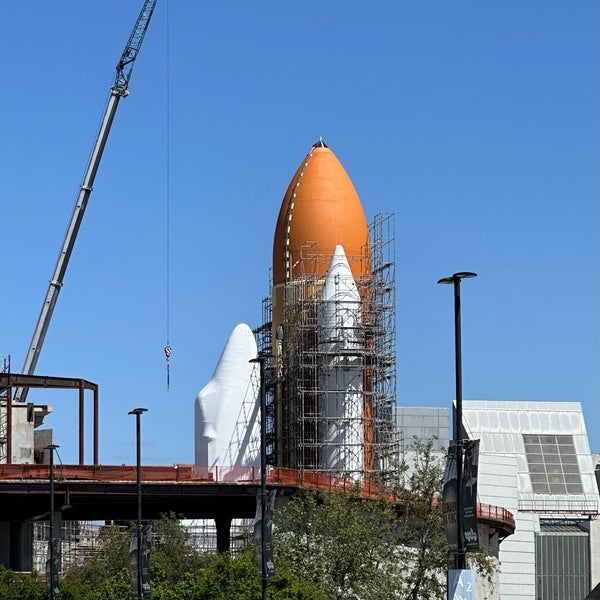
32 519 252 574
254 293 276 466
257 213 397 481
0 356 9 463
367 213 397 476
33 521 105 574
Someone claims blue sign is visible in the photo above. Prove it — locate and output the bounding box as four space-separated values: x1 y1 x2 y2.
448 569 476 600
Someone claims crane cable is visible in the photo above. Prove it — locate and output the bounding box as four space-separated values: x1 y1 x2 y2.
164 0 172 390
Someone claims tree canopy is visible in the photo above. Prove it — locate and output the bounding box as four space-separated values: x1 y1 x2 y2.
273 440 494 600
56 515 327 600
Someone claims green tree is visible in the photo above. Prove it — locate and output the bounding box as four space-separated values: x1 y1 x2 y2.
273 440 496 600
59 515 327 599
183 549 327 600
144 514 208 586
393 440 495 598
60 523 129 594
274 489 401 600
0 565 46 600
393 440 449 599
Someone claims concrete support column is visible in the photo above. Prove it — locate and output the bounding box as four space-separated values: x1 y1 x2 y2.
215 517 232 553
9 521 33 571
0 522 10 568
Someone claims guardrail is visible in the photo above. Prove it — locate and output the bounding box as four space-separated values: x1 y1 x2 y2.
0 464 515 532
519 497 599 515
477 502 515 530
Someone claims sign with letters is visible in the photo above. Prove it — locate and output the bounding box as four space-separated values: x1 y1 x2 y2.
448 569 476 600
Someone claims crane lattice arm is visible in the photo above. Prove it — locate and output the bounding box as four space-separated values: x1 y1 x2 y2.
16 0 158 402
114 0 157 94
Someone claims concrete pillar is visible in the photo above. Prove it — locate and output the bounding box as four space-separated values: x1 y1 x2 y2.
0 521 34 571
9 521 33 571
0 522 10 568
215 517 232 553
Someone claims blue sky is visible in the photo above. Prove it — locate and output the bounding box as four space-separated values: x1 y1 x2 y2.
2 1 597 465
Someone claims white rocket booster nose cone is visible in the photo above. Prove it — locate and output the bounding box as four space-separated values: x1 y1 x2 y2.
194 323 260 471
321 245 360 301
319 244 362 353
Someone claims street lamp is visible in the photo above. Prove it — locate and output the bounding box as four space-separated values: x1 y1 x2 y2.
437 271 477 571
250 354 271 600
128 408 147 600
45 444 60 600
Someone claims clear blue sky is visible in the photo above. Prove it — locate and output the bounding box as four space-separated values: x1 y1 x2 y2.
2 1 597 464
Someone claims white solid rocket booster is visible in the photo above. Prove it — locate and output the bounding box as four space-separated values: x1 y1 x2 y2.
318 245 364 475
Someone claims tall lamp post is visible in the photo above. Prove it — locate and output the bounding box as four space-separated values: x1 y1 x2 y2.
46 444 60 600
437 271 477 571
129 408 147 600
250 354 270 600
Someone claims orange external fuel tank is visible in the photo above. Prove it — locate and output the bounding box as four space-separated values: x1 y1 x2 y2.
271 140 374 473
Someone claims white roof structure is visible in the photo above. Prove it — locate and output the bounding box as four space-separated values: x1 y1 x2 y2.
462 400 600 600
463 401 598 512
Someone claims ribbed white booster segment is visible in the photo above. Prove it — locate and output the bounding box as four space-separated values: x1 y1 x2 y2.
318 245 364 475
194 323 261 472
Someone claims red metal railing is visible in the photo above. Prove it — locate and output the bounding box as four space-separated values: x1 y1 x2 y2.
477 502 515 530
0 463 515 532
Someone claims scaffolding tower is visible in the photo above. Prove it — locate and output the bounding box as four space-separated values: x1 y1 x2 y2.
367 213 397 475
256 214 397 481
254 293 276 466
0 356 9 463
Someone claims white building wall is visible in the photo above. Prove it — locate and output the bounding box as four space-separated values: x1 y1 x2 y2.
463 401 600 600
591 454 600 587
498 513 537 600
591 517 600 588
475 453 537 600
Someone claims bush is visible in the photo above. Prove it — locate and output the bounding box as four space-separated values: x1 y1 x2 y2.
0 566 46 600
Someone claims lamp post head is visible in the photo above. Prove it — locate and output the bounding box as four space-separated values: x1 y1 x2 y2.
437 272 478 285
128 408 148 416
44 444 60 451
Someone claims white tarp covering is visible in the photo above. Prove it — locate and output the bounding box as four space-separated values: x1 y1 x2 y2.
194 323 261 472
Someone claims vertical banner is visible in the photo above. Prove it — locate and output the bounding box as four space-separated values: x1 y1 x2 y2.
443 440 481 554
461 440 480 552
140 524 152 596
254 490 276 578
45 538 61 599
129 525 152 597
442 443 458 553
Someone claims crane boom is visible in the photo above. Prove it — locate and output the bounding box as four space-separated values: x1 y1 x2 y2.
16 0 158 402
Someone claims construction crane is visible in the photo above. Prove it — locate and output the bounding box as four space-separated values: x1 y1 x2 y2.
15 0 158 402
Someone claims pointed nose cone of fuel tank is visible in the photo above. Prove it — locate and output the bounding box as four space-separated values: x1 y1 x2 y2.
273 140 370 286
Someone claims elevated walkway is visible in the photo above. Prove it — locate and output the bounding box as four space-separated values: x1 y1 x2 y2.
0 463 514 531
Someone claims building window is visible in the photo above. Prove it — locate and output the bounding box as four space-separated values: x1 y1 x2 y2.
535 520 590 599
523 434 583 495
